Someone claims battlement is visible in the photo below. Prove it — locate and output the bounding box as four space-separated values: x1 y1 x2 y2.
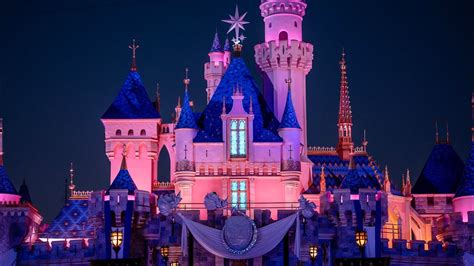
70 190 93 199
380 238 457 261
308 146 337 155
18 239 98 263
160 123 175 134
195 162 280 176
254 40 314 73
259 0 307 18
323 189 388 227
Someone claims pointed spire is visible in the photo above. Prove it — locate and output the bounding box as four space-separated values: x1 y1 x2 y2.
176 68 198 129
404 169 412 196
348 156 356 170
446 122 450 144
68 162 76 192
384 165 391 193
338 49 352 125
0 118 3 166
401 173 406 194
279 78 301 129
184 67 190 91
121 144 128 170
249 96 253 114
337 49 354 160
155 83 161 113
320 165 326 193
224 38 232 52
19 178 32 204
222 96 226 114
210 32 223 52
128 39 140 71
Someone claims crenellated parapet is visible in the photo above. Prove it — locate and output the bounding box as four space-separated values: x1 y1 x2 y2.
255 40 314 74
325 189 388 227
259 0 307 18
17 239 98 263
380 238 457 263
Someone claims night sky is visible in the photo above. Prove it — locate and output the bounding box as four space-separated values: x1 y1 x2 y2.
0 0 473 222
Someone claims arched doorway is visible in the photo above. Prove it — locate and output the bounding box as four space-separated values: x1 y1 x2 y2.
158 146 171 182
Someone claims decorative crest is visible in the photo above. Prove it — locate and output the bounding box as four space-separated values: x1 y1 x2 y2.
121 144 128 170
128 39 140 71
222 5 249 46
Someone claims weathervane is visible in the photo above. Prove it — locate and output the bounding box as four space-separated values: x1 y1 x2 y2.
222 5 249 46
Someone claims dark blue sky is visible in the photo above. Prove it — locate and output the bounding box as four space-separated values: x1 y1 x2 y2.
0 0 473 222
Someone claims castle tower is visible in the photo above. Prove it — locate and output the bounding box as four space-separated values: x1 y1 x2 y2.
204 33 227 103
174 70 198 204
336 51 354 160
101 40 161 192
278 78 302 204
255 0 314 148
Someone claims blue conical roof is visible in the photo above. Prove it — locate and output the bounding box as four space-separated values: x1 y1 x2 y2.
194 57 282 142
224 38 231 52
0 166 17 195
412 143 464 194
455 142 474 197
210 32 223 53
107 157 137 195
279 88 301 129
176 89 198 129
102 71 161 119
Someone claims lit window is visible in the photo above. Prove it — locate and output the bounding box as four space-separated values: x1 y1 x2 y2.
230 180 247 210
229 119 247 159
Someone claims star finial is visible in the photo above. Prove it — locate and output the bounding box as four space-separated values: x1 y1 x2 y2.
129 39 140 71
222 5 250 45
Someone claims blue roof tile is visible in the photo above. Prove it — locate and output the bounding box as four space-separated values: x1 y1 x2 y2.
41 199 94 239
102 71 161 119
412 143 465 194
455 142 474 197
176 89 198 129
194 57 282 142
279 88 301 129
304 154 384 194
0 166 17 195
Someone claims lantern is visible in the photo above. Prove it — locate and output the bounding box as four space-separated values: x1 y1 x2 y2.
160 245 170 262
355 230 368 248
309 244 318 263
110 229 123 259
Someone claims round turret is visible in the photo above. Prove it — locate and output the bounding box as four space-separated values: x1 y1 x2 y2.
259 0 307 43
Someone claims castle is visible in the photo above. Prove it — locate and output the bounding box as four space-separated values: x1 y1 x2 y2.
1 1 473 265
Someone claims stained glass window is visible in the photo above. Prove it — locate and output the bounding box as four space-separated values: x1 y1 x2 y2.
230 119 247 159
230 180 248 210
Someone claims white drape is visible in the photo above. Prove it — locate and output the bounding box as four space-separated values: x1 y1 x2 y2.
179 212 299 260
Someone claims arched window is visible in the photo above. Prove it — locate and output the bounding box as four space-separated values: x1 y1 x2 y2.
140 129 146 136
229 119 247 159
294 21 298 28
279 31 288 41
269 22 272 28
115 129 122 136
128 129 134 136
